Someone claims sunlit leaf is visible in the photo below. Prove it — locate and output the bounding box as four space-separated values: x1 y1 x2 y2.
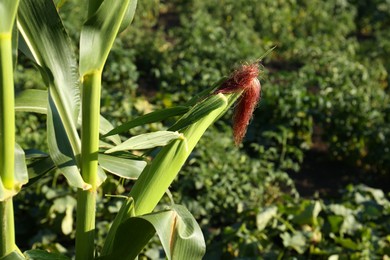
280 232 307 254
127 94 228 216
99 115 121 145
18 0 85 188
118 0 138 33
102 106 189 138
15 89 47 114
105 131 182 153
47 95 90 189
98 154 146 179
103 205 205 260
256 206 277 231
14 143 28 188
18 0 81 143
169 95 230 131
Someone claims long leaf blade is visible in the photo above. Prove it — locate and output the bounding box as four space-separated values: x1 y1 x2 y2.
169 95 227 131
47 95 90 190
15 89 47 114
105 205 205 260
18 0 81 131
105 131 182 153
18 0 84 188
98 154 146 180
102 106 189 138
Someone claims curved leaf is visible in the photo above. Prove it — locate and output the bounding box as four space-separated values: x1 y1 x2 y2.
105 205 205 260
105 131 182 153
98 154 146 179
15 89 47 114
18 0 84 188
18 0 81 147
47 95 90 190
98 115 121 145
128 94 228 215
118 0 138 33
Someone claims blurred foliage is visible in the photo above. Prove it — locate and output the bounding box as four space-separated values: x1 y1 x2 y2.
13 0 390 258
201 184 390 259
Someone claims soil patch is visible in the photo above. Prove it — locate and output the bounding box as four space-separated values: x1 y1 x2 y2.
290 150 390 199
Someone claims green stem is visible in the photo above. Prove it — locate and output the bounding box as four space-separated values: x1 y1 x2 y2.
76 71 101 260
0 35 15 190
0 34 16 257
0 199 15 256
76 189 96 260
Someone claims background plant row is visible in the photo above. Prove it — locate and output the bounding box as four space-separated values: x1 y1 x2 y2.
14 0 390 258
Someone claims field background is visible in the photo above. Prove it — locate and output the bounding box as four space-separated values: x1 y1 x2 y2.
14 0 390 258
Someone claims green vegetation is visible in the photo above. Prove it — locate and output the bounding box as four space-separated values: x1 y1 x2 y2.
2 0 389 259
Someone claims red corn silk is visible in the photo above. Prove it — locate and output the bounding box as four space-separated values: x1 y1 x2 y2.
215 63 261 145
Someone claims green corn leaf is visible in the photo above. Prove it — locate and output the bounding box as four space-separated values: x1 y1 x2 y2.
18 0 86 188
14 88 121 146
99 140 114 149
14 143 28 189
47 95 90 190
99 115 121 145
0 0 19 33
101 197 136 257
17 32 35 63
129 94 228 216
18 0 81 149
79 0 135 76
103 204 205 260
118 0 138 33
15 89 47 114
25 156 55 188
105 131 182 153
0 144 28 201
103 94 228 254
97 165 107 188
24 149 49 160
98 154 146 179
169 95 229 131
102 106 189 138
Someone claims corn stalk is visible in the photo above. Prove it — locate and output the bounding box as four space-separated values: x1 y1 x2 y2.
0 0 19 256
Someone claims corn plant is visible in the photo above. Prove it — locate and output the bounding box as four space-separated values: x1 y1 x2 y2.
1 0 263 259
0 0 28 258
